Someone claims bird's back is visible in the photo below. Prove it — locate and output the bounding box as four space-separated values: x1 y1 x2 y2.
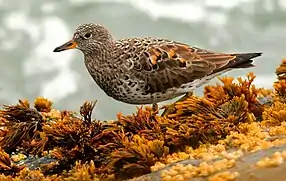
109 37 262 104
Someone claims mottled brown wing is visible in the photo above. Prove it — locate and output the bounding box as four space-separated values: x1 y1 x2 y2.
148 43 237 72
133 42 237 94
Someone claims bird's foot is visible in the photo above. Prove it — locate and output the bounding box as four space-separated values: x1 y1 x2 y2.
161 92 193 116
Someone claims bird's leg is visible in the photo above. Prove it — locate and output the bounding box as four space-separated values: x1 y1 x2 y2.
161 92 193 116
150 103 159 121
152 103 158 112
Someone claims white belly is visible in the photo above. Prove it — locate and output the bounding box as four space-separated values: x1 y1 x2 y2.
115 70 228 104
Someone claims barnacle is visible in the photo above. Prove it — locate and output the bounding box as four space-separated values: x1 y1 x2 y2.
208 171 239 181
256 151 284 168
160 158 237 181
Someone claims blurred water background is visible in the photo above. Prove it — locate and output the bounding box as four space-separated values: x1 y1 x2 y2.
0 0 285 120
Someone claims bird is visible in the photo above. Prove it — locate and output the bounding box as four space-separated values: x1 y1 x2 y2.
53 23 262 109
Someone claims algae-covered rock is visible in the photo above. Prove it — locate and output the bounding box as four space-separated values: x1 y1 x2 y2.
0 59 285 181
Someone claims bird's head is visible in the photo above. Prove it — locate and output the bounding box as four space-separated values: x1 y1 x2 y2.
53 23 113 55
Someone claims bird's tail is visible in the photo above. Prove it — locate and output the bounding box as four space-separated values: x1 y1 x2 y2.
229 52 263 68
212 52 262 74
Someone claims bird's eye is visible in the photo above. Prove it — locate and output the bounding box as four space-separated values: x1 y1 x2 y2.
84 33 92 39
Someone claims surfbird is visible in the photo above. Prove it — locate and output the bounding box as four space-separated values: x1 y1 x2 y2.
53 23 262 107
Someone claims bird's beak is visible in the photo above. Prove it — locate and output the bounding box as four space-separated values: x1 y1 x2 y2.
53 39 77 52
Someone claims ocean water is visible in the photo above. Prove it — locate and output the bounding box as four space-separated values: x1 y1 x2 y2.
0 0 285 120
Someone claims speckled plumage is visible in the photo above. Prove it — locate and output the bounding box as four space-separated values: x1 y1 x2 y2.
54 23 262 105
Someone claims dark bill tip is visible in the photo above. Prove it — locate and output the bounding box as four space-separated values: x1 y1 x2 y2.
53 40 77 52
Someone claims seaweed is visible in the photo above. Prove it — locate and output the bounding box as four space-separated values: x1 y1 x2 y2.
42 101 104 173
110 135 169 180
274 59 286 103
0 100 43 153
0 149 22 176
0 59 285 180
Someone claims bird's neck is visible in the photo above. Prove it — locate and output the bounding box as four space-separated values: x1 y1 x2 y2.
83 41 118 91
84 42 115 68
83 44 117 94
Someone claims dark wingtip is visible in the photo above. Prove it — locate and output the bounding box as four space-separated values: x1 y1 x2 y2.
53 47 62 52
232 52 263 69
235 52 263 61
253 52 263 57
